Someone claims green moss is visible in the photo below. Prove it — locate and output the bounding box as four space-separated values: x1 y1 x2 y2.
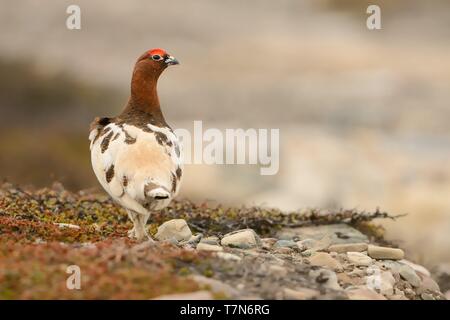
355 221 386 241
203 268 214 278
178 267 191 276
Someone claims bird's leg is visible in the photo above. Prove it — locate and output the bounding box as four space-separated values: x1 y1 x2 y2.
142 213 155 243
135 213 154 243
127 210 154 243
126 210 138 239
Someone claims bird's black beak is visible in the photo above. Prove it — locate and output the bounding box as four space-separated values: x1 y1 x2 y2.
165 55 179 66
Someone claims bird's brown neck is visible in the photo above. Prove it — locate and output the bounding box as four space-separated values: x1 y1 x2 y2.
120 63 167 126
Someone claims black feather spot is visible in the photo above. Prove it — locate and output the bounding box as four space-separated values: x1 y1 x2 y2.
105 165 115 183
101 131 114 153
112 132 120 141
98 117 111 126
155 132 172 147
176 167 182 179
123 129 136 144
171 173 177 193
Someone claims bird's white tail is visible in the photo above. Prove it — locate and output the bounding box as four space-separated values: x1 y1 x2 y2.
146 186 170 200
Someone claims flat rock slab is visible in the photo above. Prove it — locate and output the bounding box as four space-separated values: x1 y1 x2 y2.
328 243 368 253
368 245 404 260
155 219 192 242
221 229 261 249
196 243 223 252
308 252 343 271
347 252 373 266
277 224 369 245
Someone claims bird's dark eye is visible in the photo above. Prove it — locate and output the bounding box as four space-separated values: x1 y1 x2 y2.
151 54 163 61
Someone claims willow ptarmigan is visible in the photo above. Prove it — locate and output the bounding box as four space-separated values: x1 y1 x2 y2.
89 49 182 241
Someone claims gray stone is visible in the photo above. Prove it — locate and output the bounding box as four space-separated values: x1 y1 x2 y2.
301 250 314 257
366 270 396 296
399 259 430 277
421 293 435 300
367 245 404 260
380 271 397 296
309 252 343 271
155 219 192 242
277 224 369 245
376 260 402 273
162 237 179 245
55 222 80 229
200 236 220 245
180 233 203 246
328 243 368 253
376 260 421 288
196 243 223 252
299 236 332 255
398 265 421 288
221 229 261 249
337 273 364 287
347 252 373 266
296 238 316 250
273 247 294 255
261 238 278 250
274 240 297 248
403 288 415 299
216 252 242 261
241 249 260 257
432 263 450 293
310 235 332 251
418 275 440 293
347 268 366 278
309 269 342 291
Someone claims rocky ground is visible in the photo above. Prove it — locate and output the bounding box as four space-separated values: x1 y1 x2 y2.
0 183 447 300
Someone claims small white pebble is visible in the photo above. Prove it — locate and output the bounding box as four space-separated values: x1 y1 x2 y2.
55 223 80 230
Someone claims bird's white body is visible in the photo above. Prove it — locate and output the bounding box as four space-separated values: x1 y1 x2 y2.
89 121 183 240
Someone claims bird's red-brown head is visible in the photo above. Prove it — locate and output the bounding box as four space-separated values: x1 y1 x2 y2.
126 48 179 119
134 48 179 78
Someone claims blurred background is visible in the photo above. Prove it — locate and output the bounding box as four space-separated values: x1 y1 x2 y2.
0 0 449 268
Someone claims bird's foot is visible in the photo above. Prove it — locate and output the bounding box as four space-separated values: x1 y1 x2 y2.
145 235 155 244
135 234 155 243
134 228 155 243
127 227 136 239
